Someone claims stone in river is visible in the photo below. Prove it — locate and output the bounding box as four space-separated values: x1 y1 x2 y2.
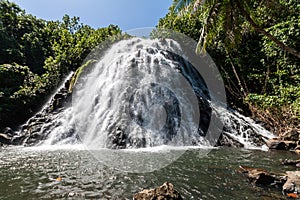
0 133 12 145
133 182 183 200
282 159 300 167
239 165 286 186
283 171 300 195
266 138 297 150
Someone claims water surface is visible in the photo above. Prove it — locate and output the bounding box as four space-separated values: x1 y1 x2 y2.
0 146 296 199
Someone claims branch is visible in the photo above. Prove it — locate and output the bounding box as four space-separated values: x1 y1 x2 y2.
235 0 300 59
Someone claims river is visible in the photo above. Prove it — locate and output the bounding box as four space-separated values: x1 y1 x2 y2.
0 146 296 199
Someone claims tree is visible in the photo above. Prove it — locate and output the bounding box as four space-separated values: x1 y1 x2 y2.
173 0 300 58
0 1 122 129
163 0 300 133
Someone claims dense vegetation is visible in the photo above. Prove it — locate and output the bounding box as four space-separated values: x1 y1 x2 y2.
157 0 299 134
0 0 121 129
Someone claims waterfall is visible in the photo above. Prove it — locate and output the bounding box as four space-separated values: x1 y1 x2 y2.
18 37 274 150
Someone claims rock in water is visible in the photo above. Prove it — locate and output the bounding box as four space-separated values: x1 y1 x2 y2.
239 166 285 186
3 127 15 136
282 159 300 167
0 133 12 145
240 166 300 198
283 171 300 195
266 138 297 150
133 182 183 200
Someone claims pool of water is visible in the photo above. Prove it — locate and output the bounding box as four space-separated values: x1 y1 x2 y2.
0 146 297 199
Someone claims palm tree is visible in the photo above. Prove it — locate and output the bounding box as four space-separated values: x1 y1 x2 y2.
174 0 300 58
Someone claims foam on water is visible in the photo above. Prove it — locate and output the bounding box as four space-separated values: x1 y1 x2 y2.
23 144 86 151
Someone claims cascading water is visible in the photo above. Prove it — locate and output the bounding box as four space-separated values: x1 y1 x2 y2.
18 37 273 150
71 38 213 149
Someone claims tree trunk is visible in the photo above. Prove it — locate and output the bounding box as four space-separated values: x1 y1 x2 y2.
236 0 300 59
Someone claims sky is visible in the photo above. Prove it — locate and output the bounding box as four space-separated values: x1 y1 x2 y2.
11 0 173 31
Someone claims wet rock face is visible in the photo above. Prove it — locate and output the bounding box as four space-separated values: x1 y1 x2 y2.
107 127 128 149
6 75 75 146
133 182 183 200
217 133 244 148
0 127 17 145
21 90 71 146
21 88 71 146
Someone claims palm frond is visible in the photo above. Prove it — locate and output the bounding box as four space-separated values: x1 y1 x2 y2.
193 0 205 11
173 0 192 13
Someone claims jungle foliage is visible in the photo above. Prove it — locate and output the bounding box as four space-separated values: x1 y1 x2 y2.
0 0 121 129
158 0 300 133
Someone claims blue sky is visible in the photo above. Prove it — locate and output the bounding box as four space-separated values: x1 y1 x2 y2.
11 0 173 31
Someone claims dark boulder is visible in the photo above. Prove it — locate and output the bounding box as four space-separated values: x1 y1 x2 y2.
239 166 285 187
282 159 300 167
3 127 15 137
0 133 12 145
217 133 244 148
266 139 297 150
24 132 44 146
283 171 300 195
52 93 66 110
239 166 300 198
11 135 26 145
107 127 128 149
133 182 183 200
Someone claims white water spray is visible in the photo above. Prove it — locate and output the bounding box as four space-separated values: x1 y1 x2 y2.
36 37 273 150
